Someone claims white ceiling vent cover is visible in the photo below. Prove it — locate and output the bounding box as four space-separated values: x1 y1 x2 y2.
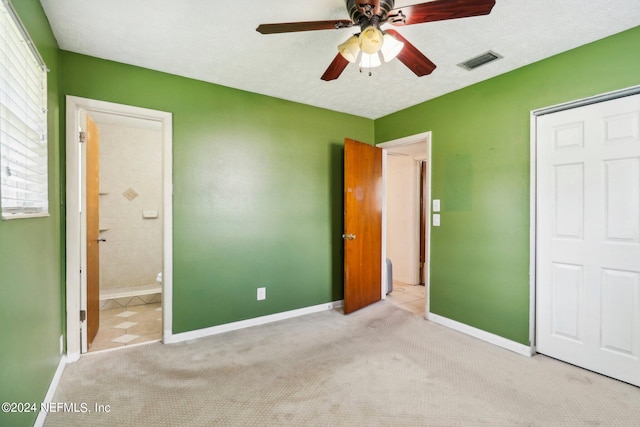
458 51 503 70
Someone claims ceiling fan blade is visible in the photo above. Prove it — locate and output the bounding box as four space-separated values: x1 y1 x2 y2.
321 54 350 81
389 0 496 26
385 30 436 77
256 20 353 34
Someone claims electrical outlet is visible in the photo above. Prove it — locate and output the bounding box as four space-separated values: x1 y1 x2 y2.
257 287 266 301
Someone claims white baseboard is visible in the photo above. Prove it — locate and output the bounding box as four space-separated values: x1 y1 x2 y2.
165 301 344 344
429 313 533 357
100 283 161 300
66 351 80 363
33 355 68 427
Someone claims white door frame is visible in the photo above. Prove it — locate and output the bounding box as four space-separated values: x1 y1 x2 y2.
65 96 173 361
378 131 432 316
529 84 640 356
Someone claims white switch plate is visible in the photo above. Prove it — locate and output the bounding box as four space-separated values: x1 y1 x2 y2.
257 287 266 301
433 214 441 226
433 199 441 212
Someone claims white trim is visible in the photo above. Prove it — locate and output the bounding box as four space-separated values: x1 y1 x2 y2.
532 84 640 116
65 96 173 357
529 113 538 355
33 355 68 427
381 150 388 298
65 99 81 360
166 301 343 344
429 313 533 357
377 132 432 154
1 212 50 220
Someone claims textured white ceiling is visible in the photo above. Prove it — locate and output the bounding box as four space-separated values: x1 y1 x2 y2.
40 0 640 119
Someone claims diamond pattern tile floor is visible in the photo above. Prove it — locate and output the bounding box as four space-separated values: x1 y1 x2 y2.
89 302 162 352
111 334 140 344
115 311 138 318
114 321 138 329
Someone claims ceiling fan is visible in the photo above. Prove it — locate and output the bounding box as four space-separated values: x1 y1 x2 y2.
257 0 496 81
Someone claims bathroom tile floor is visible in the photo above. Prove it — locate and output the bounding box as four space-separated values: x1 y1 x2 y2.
89 302 162 352
386 281 426 316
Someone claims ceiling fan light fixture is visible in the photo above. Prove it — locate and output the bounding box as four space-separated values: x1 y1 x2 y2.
359 52 382 69
338 35 360 63
359 26 383 54
381 33 404 62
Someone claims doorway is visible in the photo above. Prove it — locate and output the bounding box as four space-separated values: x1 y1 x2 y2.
379 132 432 317
65 96 173 359
89 111 164 351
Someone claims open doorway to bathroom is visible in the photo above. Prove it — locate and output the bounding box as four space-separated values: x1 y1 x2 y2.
380 133 431 317
87 111 164 351
65 96 173 359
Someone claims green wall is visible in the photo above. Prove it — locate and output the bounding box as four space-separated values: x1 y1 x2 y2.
59 52 373 333
375 26 640 344
2 2 639 424
0 1 63 426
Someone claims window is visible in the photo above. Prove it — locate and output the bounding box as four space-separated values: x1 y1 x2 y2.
0 0 48 219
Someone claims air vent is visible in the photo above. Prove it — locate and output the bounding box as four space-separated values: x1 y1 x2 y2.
458 51 502 71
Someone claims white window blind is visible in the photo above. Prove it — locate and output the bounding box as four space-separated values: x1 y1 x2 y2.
0 0 48 219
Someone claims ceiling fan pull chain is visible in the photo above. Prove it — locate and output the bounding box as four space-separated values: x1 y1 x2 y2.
359 67 373 77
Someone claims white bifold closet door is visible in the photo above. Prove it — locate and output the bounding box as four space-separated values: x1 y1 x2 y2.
536 93 640 386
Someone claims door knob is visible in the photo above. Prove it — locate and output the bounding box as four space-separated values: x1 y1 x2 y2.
342 234 356 240
97 238 106 243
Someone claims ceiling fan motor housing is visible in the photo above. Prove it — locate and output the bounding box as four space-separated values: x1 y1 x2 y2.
348 0 395 29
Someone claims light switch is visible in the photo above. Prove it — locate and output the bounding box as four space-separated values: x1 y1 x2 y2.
433 214 441 227
433 199 441 212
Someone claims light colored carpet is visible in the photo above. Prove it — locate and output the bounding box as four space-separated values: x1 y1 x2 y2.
44 302 640 426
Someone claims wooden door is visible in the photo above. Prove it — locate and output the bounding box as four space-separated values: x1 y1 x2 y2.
536 93 640 386
86 114 100 348
343 138 383 314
